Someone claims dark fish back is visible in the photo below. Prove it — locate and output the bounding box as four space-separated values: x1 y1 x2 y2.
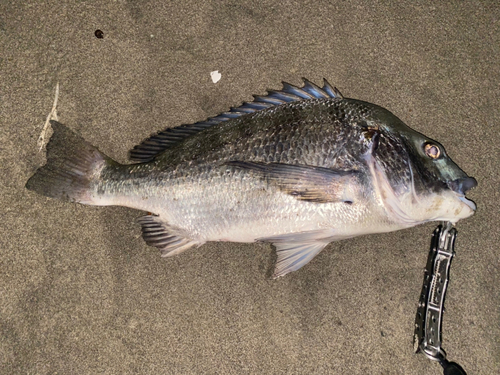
154 98 377 174
130 79 344 163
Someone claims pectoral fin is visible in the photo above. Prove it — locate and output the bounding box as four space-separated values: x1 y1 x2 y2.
226 161 360 204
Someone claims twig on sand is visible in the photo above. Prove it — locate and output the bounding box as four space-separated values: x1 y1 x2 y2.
38 82 60 151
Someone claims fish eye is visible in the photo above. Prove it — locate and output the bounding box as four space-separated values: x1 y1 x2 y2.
424 143 441 159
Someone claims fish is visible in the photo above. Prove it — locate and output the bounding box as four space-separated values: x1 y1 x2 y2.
26 78 477 278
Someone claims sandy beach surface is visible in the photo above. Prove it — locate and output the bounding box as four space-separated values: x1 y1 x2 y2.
1 1 498 374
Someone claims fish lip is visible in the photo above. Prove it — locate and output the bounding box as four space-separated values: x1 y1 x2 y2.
457 195 477 211
448 177 477 212
448 177 478 195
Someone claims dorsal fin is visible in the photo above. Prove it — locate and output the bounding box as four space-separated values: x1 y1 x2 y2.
129 78 344 162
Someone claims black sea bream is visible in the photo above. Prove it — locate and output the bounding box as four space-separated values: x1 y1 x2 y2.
26 79 477 277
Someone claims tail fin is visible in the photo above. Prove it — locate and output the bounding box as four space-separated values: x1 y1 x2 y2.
26 121 114 205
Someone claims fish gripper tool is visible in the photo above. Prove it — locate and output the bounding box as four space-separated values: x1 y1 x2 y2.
413 223 467 375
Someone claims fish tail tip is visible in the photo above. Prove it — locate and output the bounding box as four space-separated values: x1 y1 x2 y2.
26 122 113 205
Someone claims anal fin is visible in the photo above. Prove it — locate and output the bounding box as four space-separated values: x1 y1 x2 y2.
138 215 198 257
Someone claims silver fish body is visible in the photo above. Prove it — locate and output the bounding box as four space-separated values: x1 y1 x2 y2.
26 79 477 277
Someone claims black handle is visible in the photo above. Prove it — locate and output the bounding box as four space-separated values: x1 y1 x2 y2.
441 358 467 375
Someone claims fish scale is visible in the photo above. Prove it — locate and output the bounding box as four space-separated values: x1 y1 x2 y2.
26 79 477 278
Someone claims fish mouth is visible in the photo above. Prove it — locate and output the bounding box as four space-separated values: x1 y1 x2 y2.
449 177 477 212
449 177 477 195
458 195 477 211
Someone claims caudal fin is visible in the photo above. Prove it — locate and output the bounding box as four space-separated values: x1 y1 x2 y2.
26 121 114 205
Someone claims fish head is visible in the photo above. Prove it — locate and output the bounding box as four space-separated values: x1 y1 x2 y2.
405 131 476 221
364 104 477 225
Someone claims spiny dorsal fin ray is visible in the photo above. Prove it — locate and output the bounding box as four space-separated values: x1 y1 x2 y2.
129 78 344 162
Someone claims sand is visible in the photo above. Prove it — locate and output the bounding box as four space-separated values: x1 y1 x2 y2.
1 1 498 374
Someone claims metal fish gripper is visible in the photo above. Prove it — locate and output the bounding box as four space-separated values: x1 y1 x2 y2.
414 222 467 375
